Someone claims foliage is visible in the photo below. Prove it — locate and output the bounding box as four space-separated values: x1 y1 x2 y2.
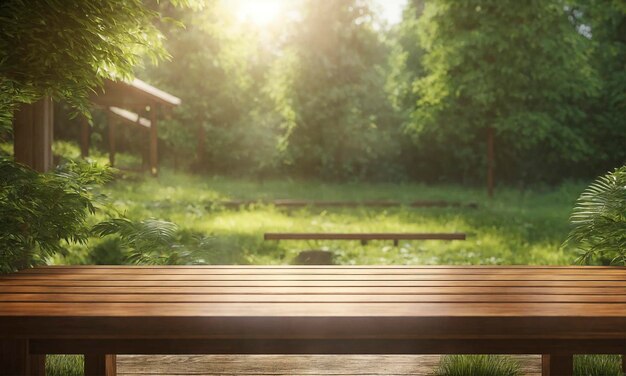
407 0 599 183
46 355 83 376
565 166 626 265
140 1 279 175
53 168 582 267
0 0 189 128
271 0 402 180
92 217 217 265
0 157 112 273
569 0 626 175
434 355 522 376
574 355 623 376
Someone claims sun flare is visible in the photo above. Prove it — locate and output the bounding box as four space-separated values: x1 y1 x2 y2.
234 0 285 26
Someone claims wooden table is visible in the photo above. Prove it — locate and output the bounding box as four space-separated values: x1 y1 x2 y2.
0 266 624 376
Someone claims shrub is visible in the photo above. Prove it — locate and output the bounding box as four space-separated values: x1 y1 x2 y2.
0 157 112 273
434 355 522 376
565 166 626 265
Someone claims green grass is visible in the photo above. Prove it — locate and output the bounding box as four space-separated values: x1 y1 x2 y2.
574 355 623 376
434 355 522 376
58 167 586 266
46 355 83 376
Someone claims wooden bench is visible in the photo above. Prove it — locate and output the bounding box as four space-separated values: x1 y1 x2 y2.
217 199 478 209
264 232 466 246
0 266 625 376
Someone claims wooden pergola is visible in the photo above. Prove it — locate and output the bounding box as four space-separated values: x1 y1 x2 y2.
13 78 180 176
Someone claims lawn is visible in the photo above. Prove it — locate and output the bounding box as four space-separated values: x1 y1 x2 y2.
56 164 587 267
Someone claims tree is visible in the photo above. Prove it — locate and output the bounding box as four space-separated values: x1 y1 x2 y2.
0 0 194 272
569 0 626 176
272 0 402 180
0 0 197 128
409 0 599 187
140 1 279 175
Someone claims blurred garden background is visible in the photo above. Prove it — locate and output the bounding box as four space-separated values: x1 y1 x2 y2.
1 0 625 374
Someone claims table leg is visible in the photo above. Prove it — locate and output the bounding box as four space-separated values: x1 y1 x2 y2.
84 354 116 376
29 355 45 376
0 339 29 376
542 354 573 376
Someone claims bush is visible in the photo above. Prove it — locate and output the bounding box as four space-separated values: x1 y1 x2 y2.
565 166 626 265
434 355 522 376
0 157 112 273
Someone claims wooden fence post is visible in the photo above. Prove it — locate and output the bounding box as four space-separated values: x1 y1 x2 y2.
13 97 54 172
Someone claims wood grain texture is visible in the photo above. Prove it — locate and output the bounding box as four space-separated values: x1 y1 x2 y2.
0 266 624 364
116 355 542 376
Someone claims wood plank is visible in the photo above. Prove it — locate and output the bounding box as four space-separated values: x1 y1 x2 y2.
117 354 444 375
542 354 573 376
2 279 625 287
4 273 624 281
1 302 626 317
9 269 626 277
85 354 116 376
2 293 626 304
15 266 626 274
0 339 29 376
30 338 626 356
264 233 466 241
115 354 541 376
2 285 625 295
217 199 478 209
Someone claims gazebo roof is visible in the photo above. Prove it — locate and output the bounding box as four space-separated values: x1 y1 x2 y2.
91 78 181 108
109 106 151 129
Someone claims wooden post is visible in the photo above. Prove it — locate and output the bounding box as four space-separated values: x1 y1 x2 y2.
487 126 494 198
0 339 30 376
149 104 158 177
80 116 90 158
197 124 205 167
84 354 116 376
542 354 573 376
29 355 46 376
107 111 116 167
13 97 54 172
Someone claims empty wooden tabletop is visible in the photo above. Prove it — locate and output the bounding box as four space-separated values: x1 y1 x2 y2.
0 266 625 341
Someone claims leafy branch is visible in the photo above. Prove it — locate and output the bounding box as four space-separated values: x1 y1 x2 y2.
564 166 626 265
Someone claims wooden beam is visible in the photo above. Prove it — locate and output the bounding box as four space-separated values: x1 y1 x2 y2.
29 355 45 376
108 111 116 167
13 97 54 172
84 354 116 376
149 104 158 177
0 339 30 376
264 233 466 241
541 354 573 376
80 116 90 158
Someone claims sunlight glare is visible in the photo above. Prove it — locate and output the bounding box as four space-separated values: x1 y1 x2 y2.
234 0 284 26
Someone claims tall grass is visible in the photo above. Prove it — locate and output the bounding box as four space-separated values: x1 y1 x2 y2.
574 355 623 376
434 355 522 376
46 355 83 376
